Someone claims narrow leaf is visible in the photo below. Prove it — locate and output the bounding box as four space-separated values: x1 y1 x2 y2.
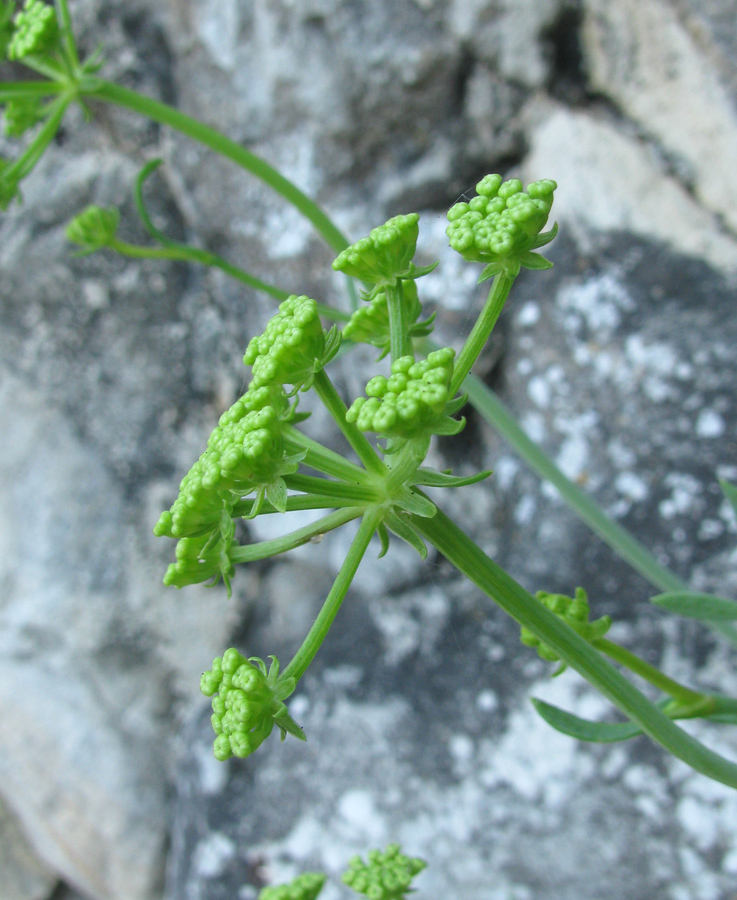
394 489 437 518
652 591 737 621
413 468 493 488
532 221 558 248
478 263 502 284
531 698 646 743
519 251 554 271
384 512 428 559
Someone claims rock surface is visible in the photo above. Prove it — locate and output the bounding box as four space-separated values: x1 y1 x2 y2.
1 0 737 899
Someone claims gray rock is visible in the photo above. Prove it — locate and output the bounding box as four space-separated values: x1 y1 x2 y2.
0 796 57 900
2 0 737 896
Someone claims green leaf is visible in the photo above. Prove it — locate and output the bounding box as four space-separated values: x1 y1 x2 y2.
532 221 558 248
405 260 439 279
477 262 502 284
266 478 288 513
384 511 428 559
651 591 737 621
519 251 554 271
377 522 390 558
412 467 493 488
531 698 648 743
393 489 437 518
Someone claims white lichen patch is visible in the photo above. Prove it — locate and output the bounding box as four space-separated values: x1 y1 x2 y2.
659 472 703 520
695 409 725 438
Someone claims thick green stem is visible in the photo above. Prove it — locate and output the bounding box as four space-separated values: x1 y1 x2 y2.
593 638 704 705
414 503 737 788
230 507 361 563
386 281 411 362
282 508 382 684
311 370 387 477
450 271 515 395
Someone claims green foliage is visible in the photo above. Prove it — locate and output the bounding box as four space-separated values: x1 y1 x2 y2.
342 844 426 900
66 205 120 253
447 175 557 278
521 586 612 670
8 0 58 60
201 650 305 760
258 873 327 900
346 347 462 440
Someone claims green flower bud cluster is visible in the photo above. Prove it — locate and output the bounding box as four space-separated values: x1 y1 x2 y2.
521 587 612 666
259 873 327 900
8 0 58 60
244 294 328 394
332 214 419 286
3 96 45 137
66 205 120 253
201 649 305 760
342 280 434 356
155 381 303 587
163 517 235 589
346 347 462 440
155 298 332 588
342 845 426 900
447 175 556 274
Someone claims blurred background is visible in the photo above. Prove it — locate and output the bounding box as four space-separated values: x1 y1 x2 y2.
1 1 737 898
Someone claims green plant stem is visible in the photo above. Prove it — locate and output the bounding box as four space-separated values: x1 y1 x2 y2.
7 95 69 179
450 272 515 396
282 507 383 684
311 370 387 477
232 493 361 517
414 503 737 788
283 473 381 505
0 81 65 100
592 638 704 705
55 0 80 73
283 425 371 484
89 81 348 253
386 282 411 361
229 507 362 563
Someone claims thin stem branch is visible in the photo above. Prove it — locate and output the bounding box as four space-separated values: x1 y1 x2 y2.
282 507 383 684
593 638 704 705
230 507 362 563
450 271 515 395
283 425 371 484
311 370 387 477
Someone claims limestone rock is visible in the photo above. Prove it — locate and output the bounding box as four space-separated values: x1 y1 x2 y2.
0 797 57 900
582 0 737 235
521 101 737 273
